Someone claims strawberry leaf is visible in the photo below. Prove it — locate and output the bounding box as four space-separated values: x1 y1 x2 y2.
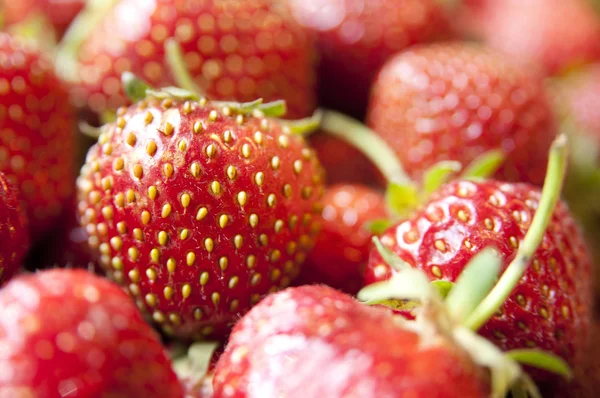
430 280 454 298
146 87 198 101
364 219 393 235
461 149 506 179
122 72 152 102
371 237 410 271
172 341 219 384
385 182 419 217
357 269 435 304
445 248 501 323
282 110 323 135
505 349 573 380
423 160 462 195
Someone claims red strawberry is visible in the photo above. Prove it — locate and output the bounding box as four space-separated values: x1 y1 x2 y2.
295 184 387 294
289 0 451 118
0 33 76 239
76 77 325 340
0 171 29 285
308 133 378 186
1 0 85 36
366 178 593 377
213 285 491 398
366 42 558 186
0 268 185 397
475 0 600 76
59 0 316 119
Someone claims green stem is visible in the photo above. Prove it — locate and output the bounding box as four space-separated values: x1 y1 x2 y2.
321 110 411 185
282 109 322 135
464 135 568 331
165 38 204 96
55 0 119 83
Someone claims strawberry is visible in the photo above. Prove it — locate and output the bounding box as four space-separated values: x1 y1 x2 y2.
474 0 600 76
295 184 387 294
58 0 316 119
366 42 558 185
0 171 29 285
213 285 491 398
76 75 325 340
0 33 76 239
366 177 593 377
1 0 85 36
289 0 451 118
0 268 185 397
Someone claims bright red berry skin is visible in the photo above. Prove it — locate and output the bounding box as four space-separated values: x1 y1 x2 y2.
213 285 490 398
289 0 450 118
0 33 76 239
366 179 593 377
0 171 29 285
77 97 324 340
0 269 185 397
68 0 316 119
367 42 557 185
2 0 85 35
476 0 600 76
296 184 387 294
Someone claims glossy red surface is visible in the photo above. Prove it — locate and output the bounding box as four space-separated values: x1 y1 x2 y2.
366 179 593 377
69 0 316 119
213 285 489 398
367 42 557 185
77 96 324 339
297 184 387 294
0 269 184 397
0 33 76 239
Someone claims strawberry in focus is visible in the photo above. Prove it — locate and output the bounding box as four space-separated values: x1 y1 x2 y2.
0 33 76 240
0 269 185 397
474 0 600 76
289 0 451 118
367 42 557 185
59 0 316 119
0 171 29 285
77 77 324 340
213 285 491 398
295 184 387 294
366 178 593 377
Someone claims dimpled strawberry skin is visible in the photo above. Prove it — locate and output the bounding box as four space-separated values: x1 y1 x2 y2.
0 171 29 285
297 184 387 294
0 33 75 239
77 97 324 340
366 179 593 375
213 285 489 398
289 0 450 117
367 42 557 185
70 0 316 119
0 269 184 397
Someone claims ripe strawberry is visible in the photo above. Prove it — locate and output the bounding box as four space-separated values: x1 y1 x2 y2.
289 0 451 118
367 42 558 186
213 285 490 397
0 171 29 285
366 178 593 376
475 0 600 76
77 78 325 340
1 0 85 36
0 268 185 397
0 33 76 239
295 184 387 294
308 133 378 186
60 0 316 119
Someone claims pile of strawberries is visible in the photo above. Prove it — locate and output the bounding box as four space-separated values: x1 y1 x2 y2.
1 0 600 397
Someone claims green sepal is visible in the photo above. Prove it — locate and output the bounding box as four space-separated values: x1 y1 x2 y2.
164 38 204 96
373 299 420 312
281 109 323 136
357 269 436 304
79 121 103 139
146 86 198 101
385 182 419 217
212 99 287 117
506 349 573 380
423 161 462 195
122 72 153 102
364 219 393 235
172 341 220 383
461 149 506 179
430 280 454 299
445 248 502 323
372 237 410 272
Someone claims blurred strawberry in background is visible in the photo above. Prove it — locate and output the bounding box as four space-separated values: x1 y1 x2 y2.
1 0 85 37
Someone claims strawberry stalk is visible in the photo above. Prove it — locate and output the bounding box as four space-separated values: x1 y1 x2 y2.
464 134 569 330
165 38 205 96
